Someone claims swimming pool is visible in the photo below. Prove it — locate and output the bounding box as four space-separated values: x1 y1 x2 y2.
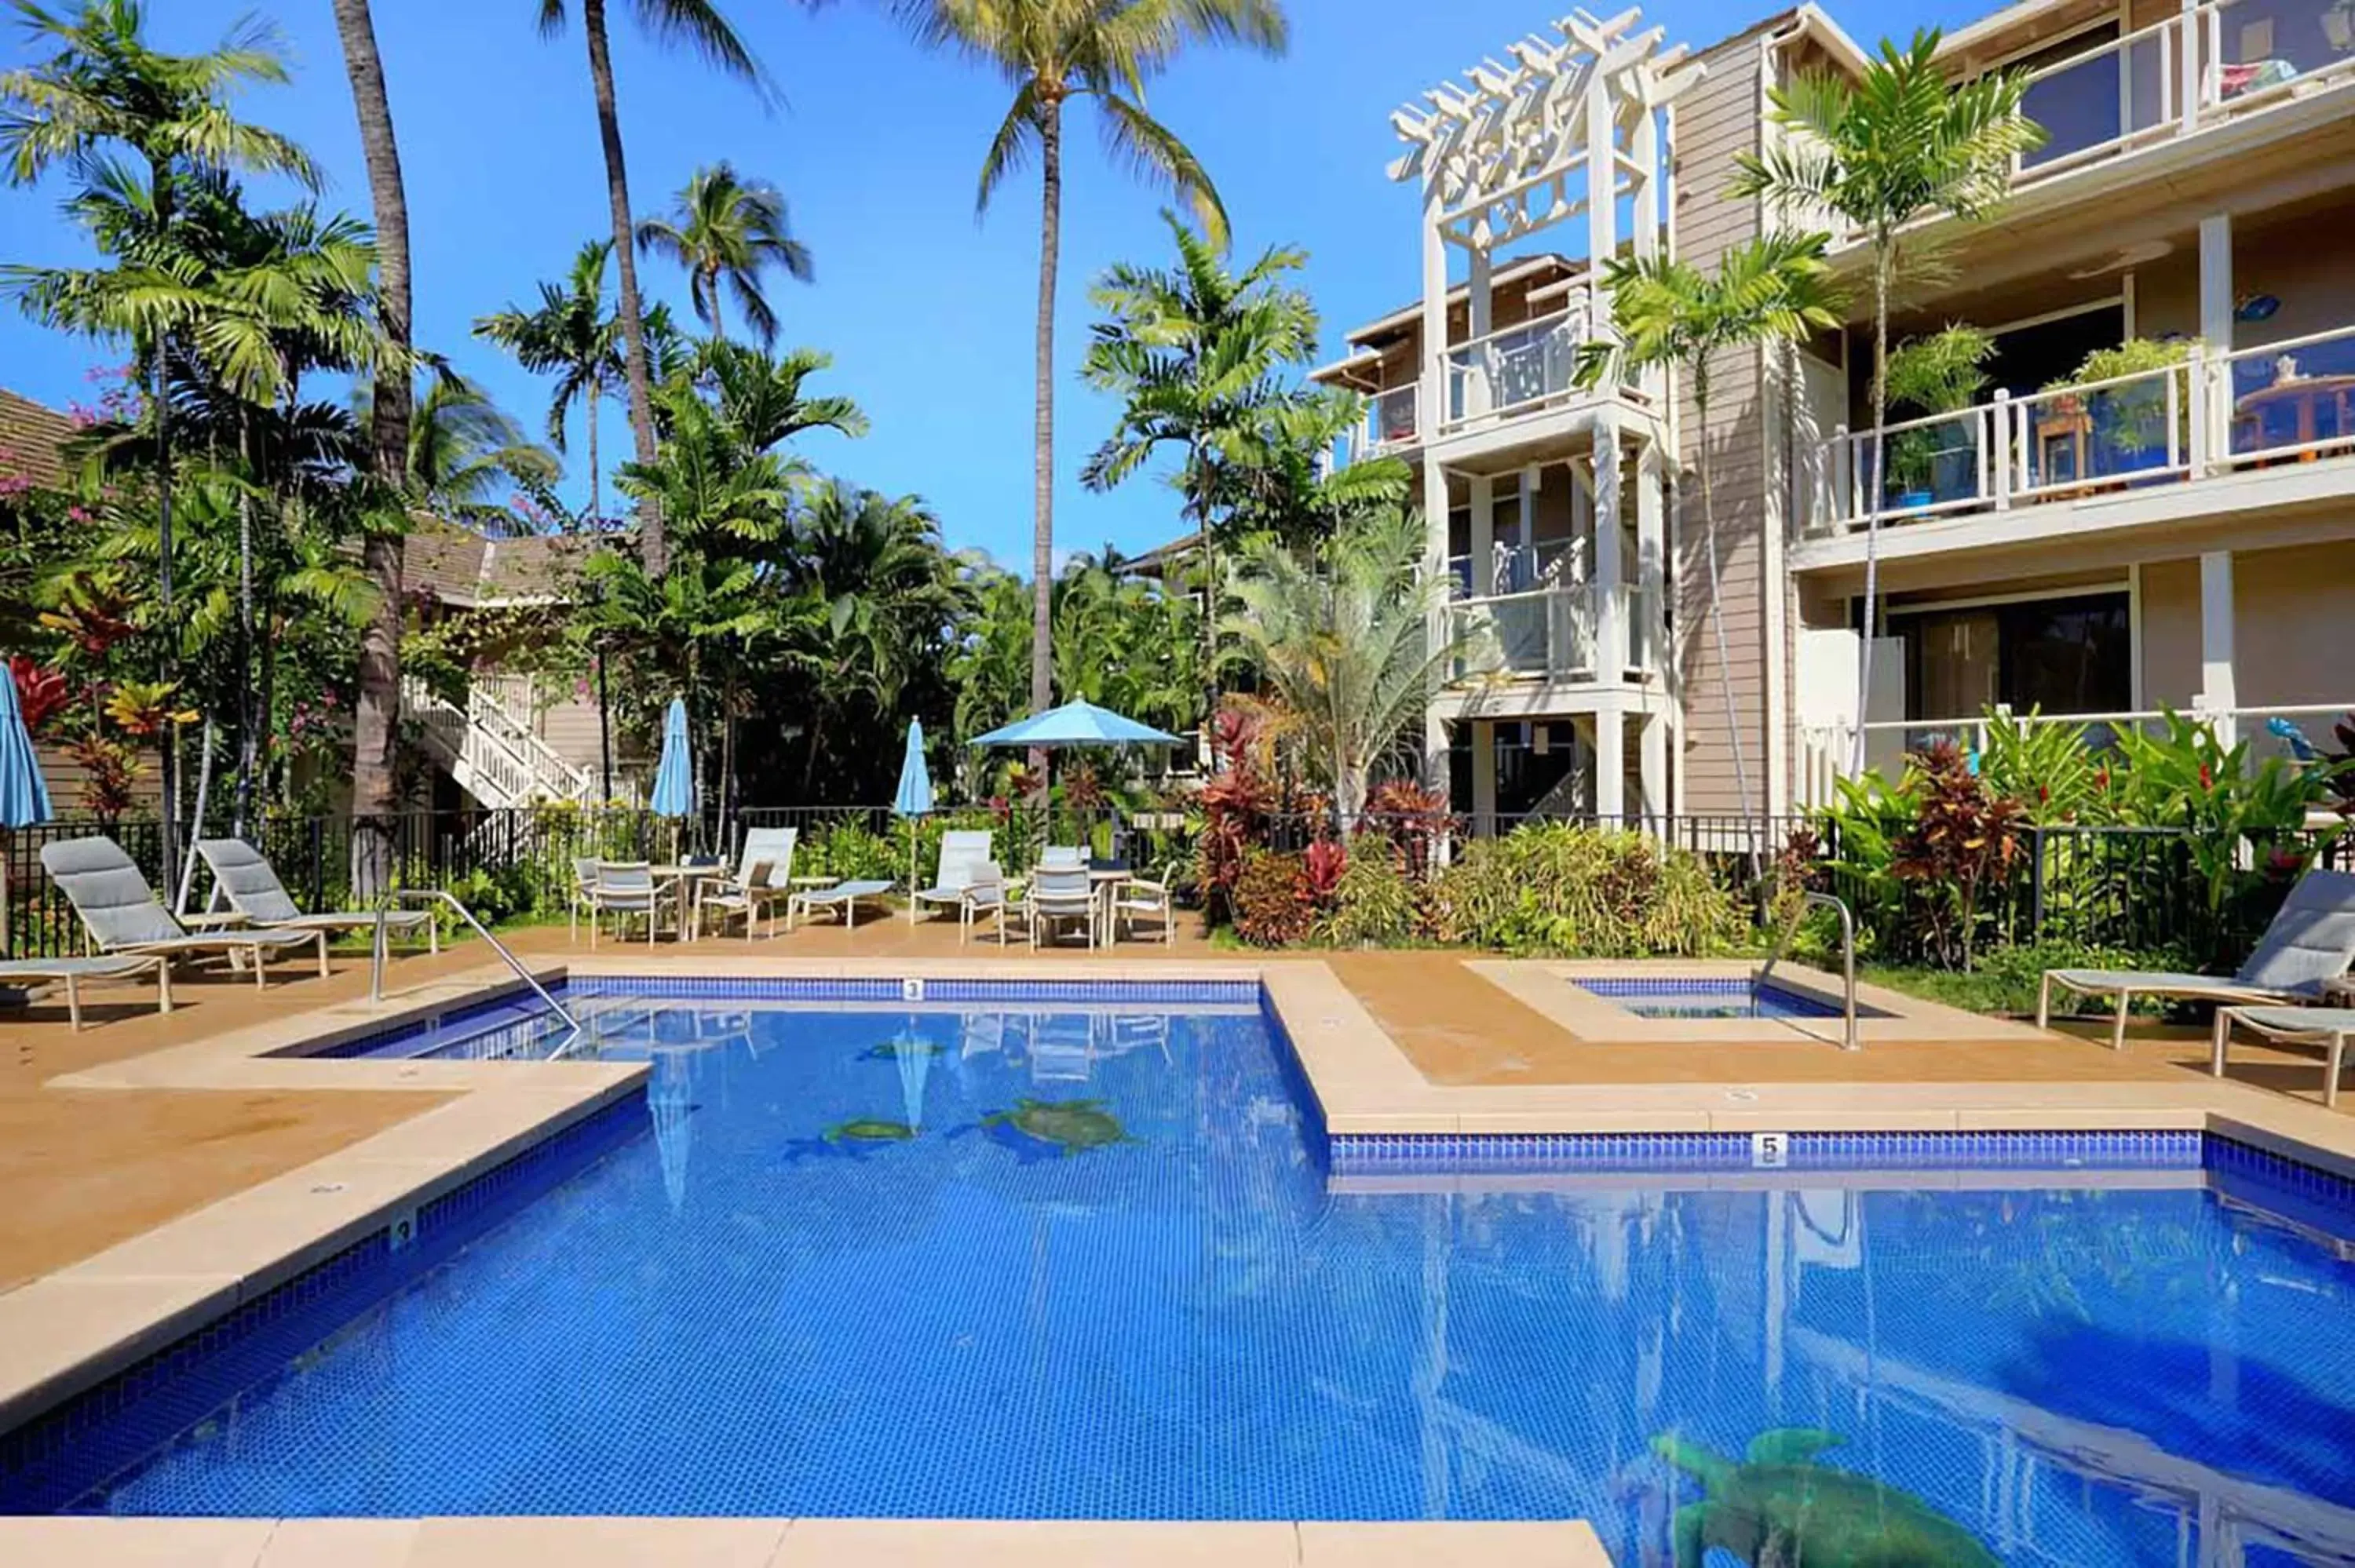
1574 975 1875 1022
12 980 2355 1566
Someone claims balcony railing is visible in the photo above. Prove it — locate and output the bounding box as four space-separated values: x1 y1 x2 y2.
1446 582 1663 685
1349 384 1418 463
1441 303 1590 434
1811 324 2355 533
1444 536 1583 599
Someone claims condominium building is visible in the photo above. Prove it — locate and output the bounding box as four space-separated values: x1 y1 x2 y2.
1327 0 2355 826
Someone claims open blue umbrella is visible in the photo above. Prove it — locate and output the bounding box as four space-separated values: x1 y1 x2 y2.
967 698 1182 750
893 720 932 921
0 669 53 958
649 698 692 818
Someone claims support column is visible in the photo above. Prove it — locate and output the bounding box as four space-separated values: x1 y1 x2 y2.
1422 461 1453 789
2198 213 2234 473
1594 701 1627 822
1640 711 1668 826
1591 414 1626 679
1634 439 1666 678
1419 191 1452 794
2199 213 2233 351
2199 549 2238 749
1471 720 1498 838
1469 474 1495 597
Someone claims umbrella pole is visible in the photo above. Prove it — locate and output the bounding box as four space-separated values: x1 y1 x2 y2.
908 829 918 924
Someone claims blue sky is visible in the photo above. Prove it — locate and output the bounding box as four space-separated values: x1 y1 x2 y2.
2 0 1959 571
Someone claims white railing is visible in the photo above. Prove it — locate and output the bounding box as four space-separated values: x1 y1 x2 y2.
1445 582 1663 685
401 676 593 808
467 678 594 802
1442 303 1590 433
1348 385 1419 463
1798 702 2355 804
1444 536 1583 599
1815 0 2355 242
1813 324 2355 532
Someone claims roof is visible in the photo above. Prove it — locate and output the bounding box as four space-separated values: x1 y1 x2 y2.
0 388 76 491
404 525 590 608
1334 253 1586 352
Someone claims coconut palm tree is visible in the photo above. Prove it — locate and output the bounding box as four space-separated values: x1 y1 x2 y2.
1728 29 2041 771
1575 232 1844 871
356 373 560 532
1220 506 1467 822
634 162 812 347
891 0 1289 765
535 0 771 579
475 240 626 522
2 0 316 889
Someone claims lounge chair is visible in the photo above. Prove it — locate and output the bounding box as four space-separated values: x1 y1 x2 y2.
1039 845 1086 870
2039 868 2355 1048
568 856 602 943
0 954 170 1028
195 838 439 954
588 861 674 947
1025 865 1098 949
959 861 1012 946
2213 1005 2355 1107
786 877 894 930
911 830 995 925
40 837 330 986
1112 869 1177 946
695 826 799 939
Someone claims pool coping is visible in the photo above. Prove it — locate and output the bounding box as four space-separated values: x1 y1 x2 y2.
9 950 2355 1561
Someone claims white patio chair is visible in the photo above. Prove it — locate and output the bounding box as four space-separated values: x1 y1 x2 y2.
589 861 673 947
912 830 995 925
1026 865 1098 950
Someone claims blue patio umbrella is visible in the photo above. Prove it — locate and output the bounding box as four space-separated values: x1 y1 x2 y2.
893 720 933 921
966 699 1183 751
649 698 693 817
0 669 52 958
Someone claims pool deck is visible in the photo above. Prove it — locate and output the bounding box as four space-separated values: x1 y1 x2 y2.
5 918 2354 1564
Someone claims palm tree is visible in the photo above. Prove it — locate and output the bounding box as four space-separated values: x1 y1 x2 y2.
1575 233 1843 870
475 240 626 522
1729 30 2041 771
635 162 812 347
535 0 770 579
1220 506 1467 822
892 0 1289 766
2 0 316 889
357 373 560 531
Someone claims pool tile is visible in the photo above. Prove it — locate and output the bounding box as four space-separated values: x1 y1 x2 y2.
1297 1521 1612 1567
773 1520 1300 1568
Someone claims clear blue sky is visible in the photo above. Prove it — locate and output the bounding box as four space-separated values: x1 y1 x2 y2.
1 0 1959 572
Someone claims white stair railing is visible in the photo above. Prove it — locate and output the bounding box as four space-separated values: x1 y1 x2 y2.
400 676 592 808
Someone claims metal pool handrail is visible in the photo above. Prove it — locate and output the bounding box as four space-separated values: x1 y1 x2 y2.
370 889 582 1043
1758 888 1860 1052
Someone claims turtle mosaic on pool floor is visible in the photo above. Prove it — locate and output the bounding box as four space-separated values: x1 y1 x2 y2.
1655 1428 2000 1568
976 1099 1136 1157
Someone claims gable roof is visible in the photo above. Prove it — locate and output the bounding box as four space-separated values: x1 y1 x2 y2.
404 524 591 608
0 388 75 491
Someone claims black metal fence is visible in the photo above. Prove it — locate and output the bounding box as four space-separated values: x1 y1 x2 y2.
3 800 2342 964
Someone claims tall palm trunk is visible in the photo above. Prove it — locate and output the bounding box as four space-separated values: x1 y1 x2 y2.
586 380 601 527
333 0 411 900
233 413 257 836
582 0 665 575
703 263 726 345
1690 363 1758 880
1028 95 1063 780
144 151 181 896
1849 249 1893 775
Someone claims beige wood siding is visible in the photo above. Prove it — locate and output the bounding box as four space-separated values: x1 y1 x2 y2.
1673 31 1773 816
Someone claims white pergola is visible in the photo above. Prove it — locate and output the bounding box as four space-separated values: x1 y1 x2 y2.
1393 8 1703 823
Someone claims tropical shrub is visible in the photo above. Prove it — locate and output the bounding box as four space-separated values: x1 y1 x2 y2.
1231 849 1315 948
1424 824 1741 956
805 819 897 883
1317 836 1422 948
1362 779 1451 877
1889 740 2025 969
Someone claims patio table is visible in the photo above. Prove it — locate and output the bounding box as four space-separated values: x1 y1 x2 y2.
650 863 732 939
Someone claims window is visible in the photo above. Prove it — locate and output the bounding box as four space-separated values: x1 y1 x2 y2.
1899 592 2131 720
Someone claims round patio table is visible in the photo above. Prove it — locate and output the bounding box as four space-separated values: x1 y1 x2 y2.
650 863 731 939
1088 866 1130 946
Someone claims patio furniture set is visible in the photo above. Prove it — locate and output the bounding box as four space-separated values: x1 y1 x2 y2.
569 826 1176 950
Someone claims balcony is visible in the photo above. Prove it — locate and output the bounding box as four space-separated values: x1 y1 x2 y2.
1441 304 1591 437
1445 582 1663 687
1806 323 2355 536
1345 385 1419 464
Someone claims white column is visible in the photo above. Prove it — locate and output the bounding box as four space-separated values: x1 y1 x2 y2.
1594 702 1627 822
1584 71 1617 283
1471 720 1498 837
2179 0 2202 133
1591 414 1626 679
1639 711 1668 826
1634 439 1666 678
2199 213 2233 351
2199 549 2238 749
1422 461 1453 790
1420 191 1453 793
1469 473 1495 597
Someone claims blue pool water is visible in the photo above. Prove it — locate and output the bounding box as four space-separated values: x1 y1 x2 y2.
19 984 2355 1565
1576 975 1875 1022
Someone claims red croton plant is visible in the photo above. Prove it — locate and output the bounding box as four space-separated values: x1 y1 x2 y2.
8 655 69 735
1889 739 2026 970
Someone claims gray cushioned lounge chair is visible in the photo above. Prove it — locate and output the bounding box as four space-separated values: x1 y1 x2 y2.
195 838 438 954
41 837 329 986
2213 1005 2355 1107
0 954 170 1027
911 830 995 924
2039 868 2355 1048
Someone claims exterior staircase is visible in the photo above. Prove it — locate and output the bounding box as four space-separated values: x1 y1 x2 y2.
403 674 595 808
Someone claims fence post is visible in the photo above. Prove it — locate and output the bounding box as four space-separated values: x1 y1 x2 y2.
2027 825 2047 942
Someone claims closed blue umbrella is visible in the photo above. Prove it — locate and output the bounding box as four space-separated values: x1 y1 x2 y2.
893 720 932 921
649 698 693 817
0 669 53 958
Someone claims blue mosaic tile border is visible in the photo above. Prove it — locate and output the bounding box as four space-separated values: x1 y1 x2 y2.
2207 1134 2355 1207
1579 977 1770 996
1327 1128 2207 1177
0 1091 648 1515
1258 990 1331 1169
565 974 1260 1005
301 989 555 1060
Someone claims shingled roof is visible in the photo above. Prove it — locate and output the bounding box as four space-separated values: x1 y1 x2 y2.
0 388 75 490
403 524 590 608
